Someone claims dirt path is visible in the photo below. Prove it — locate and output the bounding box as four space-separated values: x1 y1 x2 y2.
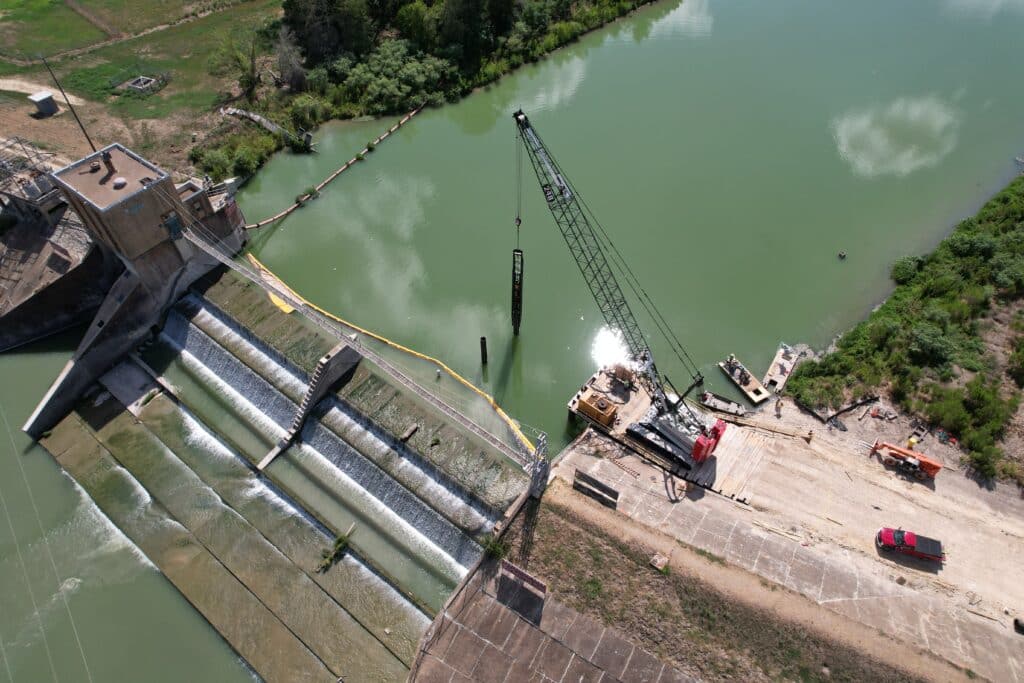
64 0 118 38
545 479 969 682
0 78 86 105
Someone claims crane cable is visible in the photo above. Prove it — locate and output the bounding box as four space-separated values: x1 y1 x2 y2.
583 195 702 379
514 126 522 248
531 128 703 383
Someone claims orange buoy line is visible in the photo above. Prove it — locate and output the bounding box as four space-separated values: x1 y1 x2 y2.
244 104 426 229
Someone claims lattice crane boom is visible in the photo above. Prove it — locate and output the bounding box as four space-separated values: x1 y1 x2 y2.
513 110 663 391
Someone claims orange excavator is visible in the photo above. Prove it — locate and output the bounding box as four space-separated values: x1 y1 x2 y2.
869 440 942 480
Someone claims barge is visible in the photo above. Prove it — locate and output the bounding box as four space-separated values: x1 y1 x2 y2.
718 354 770 404
762 342 798 393
700 391 747 417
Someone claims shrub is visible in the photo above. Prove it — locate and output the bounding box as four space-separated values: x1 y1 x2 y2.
1008 336 1024 388
785 176 1024 481
343 39 455 114
890 255 921 284
481 532 509 559
327 56 355 83
908 323 953 366
317 534 350 572
199 149 232 180
232 147 260 176
288 93 332 130
306 66 330 94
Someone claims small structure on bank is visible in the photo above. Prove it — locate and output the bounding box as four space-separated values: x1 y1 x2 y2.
124 76 157 93
27 91 58 117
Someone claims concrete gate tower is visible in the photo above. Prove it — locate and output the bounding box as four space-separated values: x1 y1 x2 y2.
24 143 247 436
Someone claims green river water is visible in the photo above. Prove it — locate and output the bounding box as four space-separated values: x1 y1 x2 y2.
2 0 1024 678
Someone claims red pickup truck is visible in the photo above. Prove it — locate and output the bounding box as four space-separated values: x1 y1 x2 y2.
876 527 945 563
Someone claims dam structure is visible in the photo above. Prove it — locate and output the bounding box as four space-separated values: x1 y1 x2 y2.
22 145 536 681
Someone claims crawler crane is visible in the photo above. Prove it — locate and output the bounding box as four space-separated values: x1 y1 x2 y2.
513 110 725 466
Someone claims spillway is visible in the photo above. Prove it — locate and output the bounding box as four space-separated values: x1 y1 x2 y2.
39 268 532 682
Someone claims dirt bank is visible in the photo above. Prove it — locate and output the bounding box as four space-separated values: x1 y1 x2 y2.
506 481 969 682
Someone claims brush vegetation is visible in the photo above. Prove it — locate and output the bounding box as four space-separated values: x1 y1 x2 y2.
788 176 1024 480
192 0 657 178
317 533 350 572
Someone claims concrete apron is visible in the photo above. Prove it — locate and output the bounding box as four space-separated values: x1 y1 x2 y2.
42 394 412 683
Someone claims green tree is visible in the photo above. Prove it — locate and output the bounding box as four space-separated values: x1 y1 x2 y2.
335 0 376 57
1008 337 1024 388
396 1 434 51
208 24 262 101
890 255 921 284
367 0 400 26
548 0 572 22
344 39 453 113
441 0 486 67
487 0 515 36
283 0 342 63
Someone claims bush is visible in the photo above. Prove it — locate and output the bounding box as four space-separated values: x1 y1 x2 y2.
192 131 281 181
232 147 260 176
343 39 455 114
785 175 1024 480
1008 336 1024 388
288 93 332 130
199 149 232 180
891 255 921 284
306 66 330 94
908 323 954 366
481 533 509 559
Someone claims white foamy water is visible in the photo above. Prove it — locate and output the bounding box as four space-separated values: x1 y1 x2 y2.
188 303 309 398
178 407 301 519
172 402 431 623
63 476 157 573
169 341 289 443
0 479 156 658
321 403 495 533
3 575 84 654
291 442 469 583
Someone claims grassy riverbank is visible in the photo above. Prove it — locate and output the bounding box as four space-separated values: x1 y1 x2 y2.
189 0 662 178
788 175 1024 481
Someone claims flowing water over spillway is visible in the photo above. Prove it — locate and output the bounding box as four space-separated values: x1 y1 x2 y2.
3 0 1024 678
141 294 486 613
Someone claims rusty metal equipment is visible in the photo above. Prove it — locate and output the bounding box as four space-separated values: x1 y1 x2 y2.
870 440 942 480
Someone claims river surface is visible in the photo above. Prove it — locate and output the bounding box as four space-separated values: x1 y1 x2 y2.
3 0 1024 678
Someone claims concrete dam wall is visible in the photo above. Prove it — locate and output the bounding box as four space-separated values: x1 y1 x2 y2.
41 269 531 682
